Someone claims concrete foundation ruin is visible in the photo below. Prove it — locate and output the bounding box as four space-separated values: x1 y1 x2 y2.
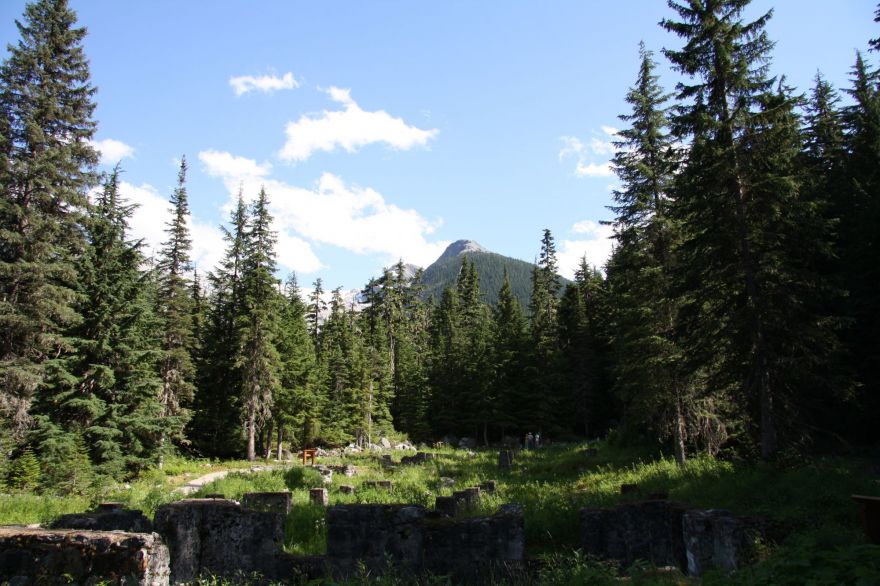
580 500 763 576
0 526 170 586
1 490 762 584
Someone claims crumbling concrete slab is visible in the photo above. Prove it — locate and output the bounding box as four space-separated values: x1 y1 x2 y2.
0 526 169 586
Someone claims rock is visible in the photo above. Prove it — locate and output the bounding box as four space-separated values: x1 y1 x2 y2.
0 527 169 586
330 464 358 477
683 509 763 576
242 492 292 515
153 498 285 584
310 488 329 506
380 437 392 449
479 480 497 494
51 505 153 534
439 477 456 487
339 485 354 495
401 452 436 465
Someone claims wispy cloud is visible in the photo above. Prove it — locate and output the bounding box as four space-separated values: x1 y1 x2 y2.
559 126 618 178
90 138 135 165
279 87 438 163
200 150 448 270
557 220 614 278
229 71 299 96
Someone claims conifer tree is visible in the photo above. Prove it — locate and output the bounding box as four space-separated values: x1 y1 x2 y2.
155 157 196 463
559 259 611 439
841 52 880 434
527 230 562 435
274 273 317 452
237 187 281 461
307 278 327 353
491 269 528 436
663 0 842 458
605 42 692 463
0 0 98 443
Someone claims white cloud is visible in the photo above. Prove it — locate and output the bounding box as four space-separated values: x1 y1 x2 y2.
279 87 439 163
91 138 134 165
575 161 613 177
559 126 618 178
557 220 615 278
229 71 299 96
200 149 448 269
199 149 272 181
118 181 225 273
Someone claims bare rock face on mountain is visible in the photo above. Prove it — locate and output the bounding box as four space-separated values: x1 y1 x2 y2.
436 239 489 260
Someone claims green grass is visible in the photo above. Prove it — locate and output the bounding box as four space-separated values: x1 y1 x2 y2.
0 493 90 525
2 442 878 584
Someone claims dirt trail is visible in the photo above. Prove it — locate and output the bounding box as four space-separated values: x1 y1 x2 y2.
173 465 279 496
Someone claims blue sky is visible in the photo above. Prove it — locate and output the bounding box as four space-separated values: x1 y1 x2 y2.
2 1 876 292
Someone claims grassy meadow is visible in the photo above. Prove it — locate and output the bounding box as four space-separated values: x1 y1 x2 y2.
2 443 879 584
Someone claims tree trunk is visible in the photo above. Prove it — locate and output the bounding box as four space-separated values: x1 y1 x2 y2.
246 409 256 461
673 395 687 466
264 419 274 460
276 427 284 460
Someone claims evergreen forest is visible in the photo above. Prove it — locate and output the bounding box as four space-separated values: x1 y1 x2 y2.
2 0 880 500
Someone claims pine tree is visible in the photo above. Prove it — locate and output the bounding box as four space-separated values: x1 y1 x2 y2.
190 191 248 457
663 0 843 458
39 168 164 477
237 187 281 461
274 273 317 452
155 157 196 463
559 259 611 439
0 0 98 443
604 42 692 463
307 278 327 354
491 269 528 437
527 230 562 435
841 52 880 437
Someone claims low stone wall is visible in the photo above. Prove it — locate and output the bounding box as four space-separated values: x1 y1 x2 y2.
153 498 289 584
325 503 525 581
580 501 762 576
581 500 688 570
0 526 169 586
423 503 524 580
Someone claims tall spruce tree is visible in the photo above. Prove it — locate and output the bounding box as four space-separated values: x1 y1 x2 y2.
155 157 196 463
0 0 98 444
273 273 317 452
35 168 164 478
605 42 692 463
559 259 611 439
663 0 842 458
527 230 562 435
841 52 880 437
307 278 327 354
190 192 247 457
237 187 281 461
491 269 528 437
